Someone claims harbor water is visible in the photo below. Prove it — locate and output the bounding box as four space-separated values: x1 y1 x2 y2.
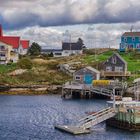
0 95 140 140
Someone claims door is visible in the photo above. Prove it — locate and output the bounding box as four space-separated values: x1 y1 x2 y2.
84 74 93 84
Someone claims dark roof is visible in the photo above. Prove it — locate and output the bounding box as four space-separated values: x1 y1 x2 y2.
62 42 83 50
103 53 127 65
122 32 140 37
114 53 127 65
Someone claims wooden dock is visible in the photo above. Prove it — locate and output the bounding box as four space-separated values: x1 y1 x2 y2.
62 82 123 99
55 107 116 135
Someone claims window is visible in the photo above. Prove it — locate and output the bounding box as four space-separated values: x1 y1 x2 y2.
124 37 127 42
0 53 5 57
75 76 81 80
136 44 140 49
106 66 112 72
120 44 125 49
132 37 135 42
54 53 62 55
115 66 123 72
0 45 5 50
127 44 134 49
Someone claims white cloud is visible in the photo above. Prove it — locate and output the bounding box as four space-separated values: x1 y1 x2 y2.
4 22 140 49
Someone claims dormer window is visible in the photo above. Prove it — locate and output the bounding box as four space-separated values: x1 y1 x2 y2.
132 37 135 42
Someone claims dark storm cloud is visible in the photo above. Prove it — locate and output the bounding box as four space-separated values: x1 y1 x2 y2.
0 0 140 29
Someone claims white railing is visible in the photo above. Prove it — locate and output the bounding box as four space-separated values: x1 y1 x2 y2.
78 107 116 129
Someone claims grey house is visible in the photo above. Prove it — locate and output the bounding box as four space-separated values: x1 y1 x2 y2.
101 53 130 78
73 66 100 84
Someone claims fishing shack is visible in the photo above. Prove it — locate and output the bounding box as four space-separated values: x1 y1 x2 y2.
73 66 100 84
62 66 101 99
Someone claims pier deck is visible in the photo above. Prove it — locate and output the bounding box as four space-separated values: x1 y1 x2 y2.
55 125 91 135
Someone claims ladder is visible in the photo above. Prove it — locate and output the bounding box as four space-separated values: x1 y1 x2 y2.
78 107 116 129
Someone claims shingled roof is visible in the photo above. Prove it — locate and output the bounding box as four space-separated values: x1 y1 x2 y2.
62 42 83 50
122 32 140 37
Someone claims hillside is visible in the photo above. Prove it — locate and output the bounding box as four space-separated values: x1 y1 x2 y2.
0 49 140 85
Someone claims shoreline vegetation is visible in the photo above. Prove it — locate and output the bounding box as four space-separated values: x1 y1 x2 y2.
0 48 140 95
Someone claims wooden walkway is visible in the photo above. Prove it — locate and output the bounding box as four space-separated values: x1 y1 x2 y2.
55 107 116 135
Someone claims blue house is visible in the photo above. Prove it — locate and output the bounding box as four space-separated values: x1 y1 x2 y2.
119 32 140 52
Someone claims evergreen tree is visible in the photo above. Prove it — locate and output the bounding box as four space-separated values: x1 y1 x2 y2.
28 42 41 56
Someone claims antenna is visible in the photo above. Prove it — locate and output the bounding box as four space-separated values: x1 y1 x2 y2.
130 25 134 32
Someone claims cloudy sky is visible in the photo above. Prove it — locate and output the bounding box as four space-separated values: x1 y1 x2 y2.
0 0 140 48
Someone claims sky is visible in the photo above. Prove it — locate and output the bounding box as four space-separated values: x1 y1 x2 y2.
0 0 140 49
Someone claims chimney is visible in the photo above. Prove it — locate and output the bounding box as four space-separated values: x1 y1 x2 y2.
0 24 3 36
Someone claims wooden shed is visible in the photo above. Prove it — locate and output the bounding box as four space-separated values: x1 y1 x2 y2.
73 66 100 84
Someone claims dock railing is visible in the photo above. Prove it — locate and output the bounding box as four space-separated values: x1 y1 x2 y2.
78 107 116 129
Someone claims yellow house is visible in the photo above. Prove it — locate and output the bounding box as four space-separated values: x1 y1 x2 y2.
0 41 19 64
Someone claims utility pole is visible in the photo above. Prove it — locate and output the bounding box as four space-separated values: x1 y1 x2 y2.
113 87 116 109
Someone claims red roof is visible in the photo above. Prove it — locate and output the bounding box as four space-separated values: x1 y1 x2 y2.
0 36 20 49
20 40 30 49
122 32 140 37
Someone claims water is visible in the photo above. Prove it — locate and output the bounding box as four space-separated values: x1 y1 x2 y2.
0 95 140 140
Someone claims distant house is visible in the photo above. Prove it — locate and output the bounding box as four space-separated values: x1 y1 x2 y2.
101 53 130 78
62 42 83 56
73 66 100 84
0 25 30 55
41 41 84 57
0 41 18 64
119 32 140 52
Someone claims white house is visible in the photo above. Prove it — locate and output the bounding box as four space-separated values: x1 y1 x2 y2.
0 41 19 64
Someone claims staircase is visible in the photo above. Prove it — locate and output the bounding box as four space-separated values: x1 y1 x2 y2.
78 107 116 129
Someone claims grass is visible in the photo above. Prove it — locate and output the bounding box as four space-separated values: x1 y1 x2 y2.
0 63 17 74
119 52 140 72
0 49 140 85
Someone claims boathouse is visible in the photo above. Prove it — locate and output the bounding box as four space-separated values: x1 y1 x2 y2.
73 66 100 84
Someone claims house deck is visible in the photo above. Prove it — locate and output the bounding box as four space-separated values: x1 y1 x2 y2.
101 71 131 77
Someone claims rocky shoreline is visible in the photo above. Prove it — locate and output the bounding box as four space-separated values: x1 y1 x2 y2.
0 85 62 95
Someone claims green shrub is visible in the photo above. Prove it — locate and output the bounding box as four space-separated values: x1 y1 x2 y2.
17 58 33 69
